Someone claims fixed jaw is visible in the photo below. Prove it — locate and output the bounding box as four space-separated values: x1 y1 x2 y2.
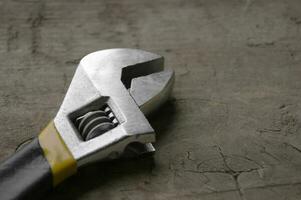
54 49 174 167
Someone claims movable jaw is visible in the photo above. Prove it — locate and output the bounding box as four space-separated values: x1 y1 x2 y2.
54 49 174 167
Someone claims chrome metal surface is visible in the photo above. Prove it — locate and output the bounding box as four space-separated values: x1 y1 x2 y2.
130 68 175 115
54 48 174 167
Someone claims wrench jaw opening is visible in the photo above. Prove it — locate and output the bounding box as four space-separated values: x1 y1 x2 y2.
54 49 174 167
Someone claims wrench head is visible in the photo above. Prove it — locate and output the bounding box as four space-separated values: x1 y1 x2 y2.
54 49 174 166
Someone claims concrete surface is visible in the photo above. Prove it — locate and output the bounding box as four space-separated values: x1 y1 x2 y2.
1 0 301 199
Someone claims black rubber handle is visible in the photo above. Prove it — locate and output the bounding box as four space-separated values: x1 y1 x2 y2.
0 138 52 200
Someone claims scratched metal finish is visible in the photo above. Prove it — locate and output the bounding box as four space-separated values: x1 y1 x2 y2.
0 0 301 199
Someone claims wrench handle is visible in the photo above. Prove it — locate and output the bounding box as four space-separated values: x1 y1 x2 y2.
0 121 77 200
0 138 52 200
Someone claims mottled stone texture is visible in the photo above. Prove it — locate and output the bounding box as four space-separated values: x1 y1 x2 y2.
0 0 301 199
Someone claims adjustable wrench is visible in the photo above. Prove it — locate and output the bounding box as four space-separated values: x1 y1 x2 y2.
0 49 174 200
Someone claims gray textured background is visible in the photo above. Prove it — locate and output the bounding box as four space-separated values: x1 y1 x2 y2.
1 0 301 199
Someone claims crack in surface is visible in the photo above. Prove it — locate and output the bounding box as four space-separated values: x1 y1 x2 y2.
216 146 247 200
184 168 301 199
187 146 263 200
257 145 281 163
6 25 18 52
186 151 195 161
284 142 301 154
247 41 275 48
27 1 45 54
